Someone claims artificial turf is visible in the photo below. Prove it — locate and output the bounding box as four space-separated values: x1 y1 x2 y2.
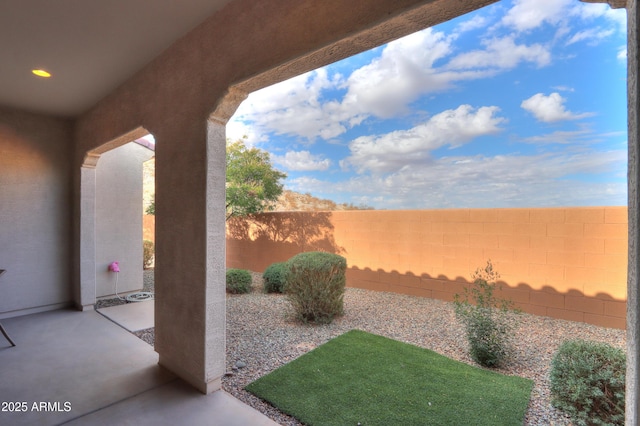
246 329 533 426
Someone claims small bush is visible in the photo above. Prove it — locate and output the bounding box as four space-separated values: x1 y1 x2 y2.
454 260 519 368
286 251 346 324
550 339 625 426
226 268 252 294
143 240 155 269
263 262 288 293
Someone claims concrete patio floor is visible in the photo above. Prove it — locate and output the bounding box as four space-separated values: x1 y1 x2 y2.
0 308 278 426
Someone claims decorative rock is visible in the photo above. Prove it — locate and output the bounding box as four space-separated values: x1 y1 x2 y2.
235 360 247 369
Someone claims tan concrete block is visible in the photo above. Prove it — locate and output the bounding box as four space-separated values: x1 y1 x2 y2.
583 314 626 329
583 279 626 300
440 209 470 222
565 207 605 224
519 303 548 317
399 286 432 298
497 209 530 223
564 238 605 254
547 251 585 267
513 223 547 236
442 222 469 234
470 234 498 248
605 238 629 255
498 235 530 249
584 223 627 239
483 222 514 235
584 253 627 270
420 278 446 292
514 248 547 264
604 207 628 224
497 286 530 304
528 264 565 285
455 247 484 264
443 233 469 247
547 307 585 323
469 209 498 223
432 290 456 302
565 296 605 315
482 248 514 263
467 222 484 234
530 291 565 309
604 300 626 318
530 236 564 251
530 208 565 223
547 223 584 238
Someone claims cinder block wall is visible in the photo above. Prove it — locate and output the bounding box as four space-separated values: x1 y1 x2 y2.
226 207 628 329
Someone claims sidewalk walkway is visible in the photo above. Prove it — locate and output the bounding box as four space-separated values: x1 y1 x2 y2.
97 300 154 331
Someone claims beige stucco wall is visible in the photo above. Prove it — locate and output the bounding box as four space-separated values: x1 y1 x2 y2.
95 142 154 298
0 107 73 318
227 207 628 329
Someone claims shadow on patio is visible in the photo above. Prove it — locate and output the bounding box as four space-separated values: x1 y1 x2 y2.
0 308 277 426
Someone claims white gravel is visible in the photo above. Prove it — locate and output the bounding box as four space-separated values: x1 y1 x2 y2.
133 271 627 425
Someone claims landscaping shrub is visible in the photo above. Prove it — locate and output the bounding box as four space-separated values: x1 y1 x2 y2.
143 240 155 269
454 260 519 368
550 339 625 426
263 262 288 293
226 268 252 294
286 251 346 324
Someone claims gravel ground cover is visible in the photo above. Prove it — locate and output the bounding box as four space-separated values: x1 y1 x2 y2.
122 271 625 425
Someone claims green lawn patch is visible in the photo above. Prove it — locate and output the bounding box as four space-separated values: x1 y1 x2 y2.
246 329 533 426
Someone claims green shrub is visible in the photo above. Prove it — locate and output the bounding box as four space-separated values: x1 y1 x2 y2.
226 268 252 294
143 240 155 269
454 260 519 368
263 262 288 293
286 251 347 324
550 340 625 426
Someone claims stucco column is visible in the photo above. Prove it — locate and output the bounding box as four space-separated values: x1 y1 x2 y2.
629 1 640 423
77 158 99 310
153 115 226 394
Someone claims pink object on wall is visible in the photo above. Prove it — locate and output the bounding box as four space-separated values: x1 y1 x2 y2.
108 261 120 273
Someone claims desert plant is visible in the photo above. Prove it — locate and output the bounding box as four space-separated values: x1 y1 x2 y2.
454 260 519 368
226 268 252 294
263 262 288 293
550 339 625 426
285 251 346 324
143 240 155 269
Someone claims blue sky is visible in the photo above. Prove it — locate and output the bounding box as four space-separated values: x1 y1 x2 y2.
227 0 628 210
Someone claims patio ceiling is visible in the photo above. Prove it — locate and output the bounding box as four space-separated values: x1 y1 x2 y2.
0 0 233 118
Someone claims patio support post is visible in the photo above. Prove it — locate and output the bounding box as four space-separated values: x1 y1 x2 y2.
154 115 226 394
77 159 99 310
629 0 640 423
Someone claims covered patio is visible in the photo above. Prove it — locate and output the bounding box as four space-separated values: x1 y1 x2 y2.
0 308 276 425
1 0 639 424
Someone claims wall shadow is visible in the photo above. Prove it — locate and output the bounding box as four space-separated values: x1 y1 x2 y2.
227 211 345 271
346 266 626 330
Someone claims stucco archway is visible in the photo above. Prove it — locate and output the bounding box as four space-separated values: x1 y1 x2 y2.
77 127 151 310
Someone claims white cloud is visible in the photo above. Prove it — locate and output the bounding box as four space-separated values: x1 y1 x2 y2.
618 46 627 61
501 0 573 32
521 92 594 122
341 28 455 118
446 36 551 70
272 150 331 171
300 149 626 209
455 15 489 34
565 28 614 46
343 105 506 174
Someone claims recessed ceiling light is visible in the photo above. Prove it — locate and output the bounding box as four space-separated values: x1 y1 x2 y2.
32 69 51 78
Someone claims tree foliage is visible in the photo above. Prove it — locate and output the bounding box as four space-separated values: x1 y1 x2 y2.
226 139 287 220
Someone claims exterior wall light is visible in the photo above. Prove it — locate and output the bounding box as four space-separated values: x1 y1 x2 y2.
31 69 51 78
